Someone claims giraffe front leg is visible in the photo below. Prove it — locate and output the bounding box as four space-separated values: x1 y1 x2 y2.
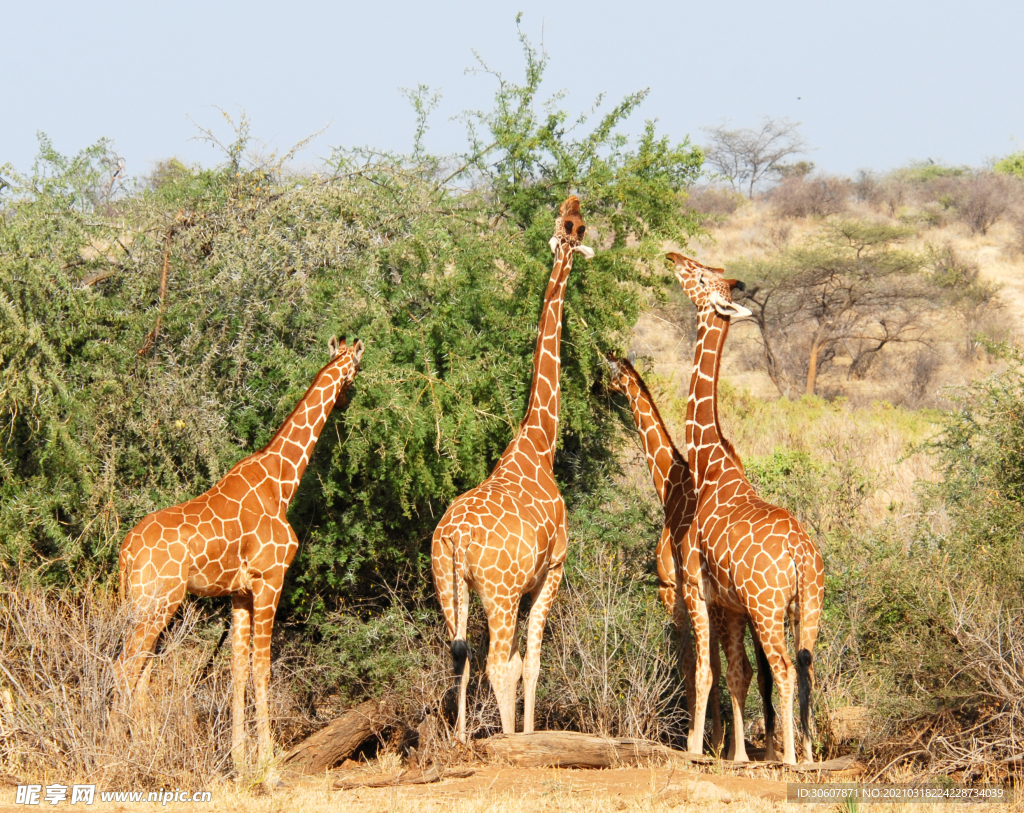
682 582 714 756
250 580 285 771
522 562 564 734
230 593 253 774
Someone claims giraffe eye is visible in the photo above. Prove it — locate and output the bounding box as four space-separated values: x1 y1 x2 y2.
564 221 573 234
577 224 586 237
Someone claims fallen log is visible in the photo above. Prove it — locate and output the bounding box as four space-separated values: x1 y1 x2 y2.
478 731 712 769
281 700 380 775
334 767 475 790
478 731 858 774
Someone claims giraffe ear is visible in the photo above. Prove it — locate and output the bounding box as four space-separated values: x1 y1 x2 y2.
627 350 637 365
328 335 340 357
352 339 365 364
573 244 595 260
549 236 559 254
666 252 687 266
709 290 752 318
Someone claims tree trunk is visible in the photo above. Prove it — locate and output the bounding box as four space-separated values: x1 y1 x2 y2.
805 336 825 396
281 700 380 775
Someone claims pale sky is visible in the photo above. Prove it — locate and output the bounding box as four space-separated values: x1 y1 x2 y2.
3 0 1021 180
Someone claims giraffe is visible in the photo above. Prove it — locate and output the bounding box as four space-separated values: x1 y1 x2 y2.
604 355 725 750
118 336 364 771
668 251 825 765
431 196 593 742
607 356 786 759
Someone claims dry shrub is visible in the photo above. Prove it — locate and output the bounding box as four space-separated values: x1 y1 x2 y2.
0 583 232 788
685 185 744 223
926 173 1019 235
1007 207 1024 257
539 541 687 743
855 171 913 217
770 175 850 219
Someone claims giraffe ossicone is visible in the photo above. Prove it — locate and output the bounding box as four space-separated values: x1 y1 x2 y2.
669 251 825 766
117 336 364 773
432 196 591 742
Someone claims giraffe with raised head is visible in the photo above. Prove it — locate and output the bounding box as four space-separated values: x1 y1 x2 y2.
668 251 825 765
431 196 593 741
118 336 364 771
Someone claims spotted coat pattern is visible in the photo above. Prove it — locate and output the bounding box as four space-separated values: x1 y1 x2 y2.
669 252 825 765
431 197 592 740
118 338 364 770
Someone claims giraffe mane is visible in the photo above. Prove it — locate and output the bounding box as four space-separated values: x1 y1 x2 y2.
612 357 689 470
256 348 356 457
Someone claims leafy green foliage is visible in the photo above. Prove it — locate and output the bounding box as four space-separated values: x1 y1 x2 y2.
0 37 704 625
993 150 1024 179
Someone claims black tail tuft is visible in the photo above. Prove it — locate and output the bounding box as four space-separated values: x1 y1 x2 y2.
451 639 470 683
796 648 813 741
755 641 775 741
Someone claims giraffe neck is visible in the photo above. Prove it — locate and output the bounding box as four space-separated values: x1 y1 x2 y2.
517 247 573 467
686 308 734 491
262 357 352 508
622 375 684 506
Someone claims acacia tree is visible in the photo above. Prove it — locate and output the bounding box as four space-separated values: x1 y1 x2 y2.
0 27 704 614
703 117 807 197
735 221 943 397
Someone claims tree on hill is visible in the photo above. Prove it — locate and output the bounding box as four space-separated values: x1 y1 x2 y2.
702 117 807 197
734 220 990 398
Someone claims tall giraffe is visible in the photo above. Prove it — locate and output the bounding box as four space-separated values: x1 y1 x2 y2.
118 337 364 771
669 251 825 765
431 196 593 741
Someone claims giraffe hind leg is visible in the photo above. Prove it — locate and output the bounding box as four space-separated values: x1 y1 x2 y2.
117 583 186 716
754 637 777 761
483 602 520 735
522 563 564 734
230 593 253 774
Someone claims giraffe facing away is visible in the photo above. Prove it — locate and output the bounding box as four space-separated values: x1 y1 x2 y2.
118 337 364 771
431 196 593 741
606 356 774 759
668 251 825 765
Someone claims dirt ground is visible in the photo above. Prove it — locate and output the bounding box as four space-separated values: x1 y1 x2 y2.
4 761 1017 813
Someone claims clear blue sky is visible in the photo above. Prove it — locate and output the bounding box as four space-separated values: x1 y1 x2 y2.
3 0 1021 179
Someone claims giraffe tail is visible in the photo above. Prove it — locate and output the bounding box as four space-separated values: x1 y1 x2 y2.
796 648 813 745
449 536 470 684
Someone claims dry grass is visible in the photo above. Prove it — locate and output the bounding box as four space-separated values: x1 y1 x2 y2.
0 583 235 789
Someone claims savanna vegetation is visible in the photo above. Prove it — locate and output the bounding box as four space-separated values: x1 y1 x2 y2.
3 34 1024 792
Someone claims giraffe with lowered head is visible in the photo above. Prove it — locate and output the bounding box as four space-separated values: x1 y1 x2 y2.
118 337 364 771
606 356 781 758
669 251 824 765
432 196 593 741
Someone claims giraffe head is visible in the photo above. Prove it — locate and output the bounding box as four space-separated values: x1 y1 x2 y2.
328 335 365 375
604 352 638 395
549 196 595 259
667 253 751 319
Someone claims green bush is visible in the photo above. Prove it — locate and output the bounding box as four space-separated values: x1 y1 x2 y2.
0 32 704 626
994 151 1024 179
